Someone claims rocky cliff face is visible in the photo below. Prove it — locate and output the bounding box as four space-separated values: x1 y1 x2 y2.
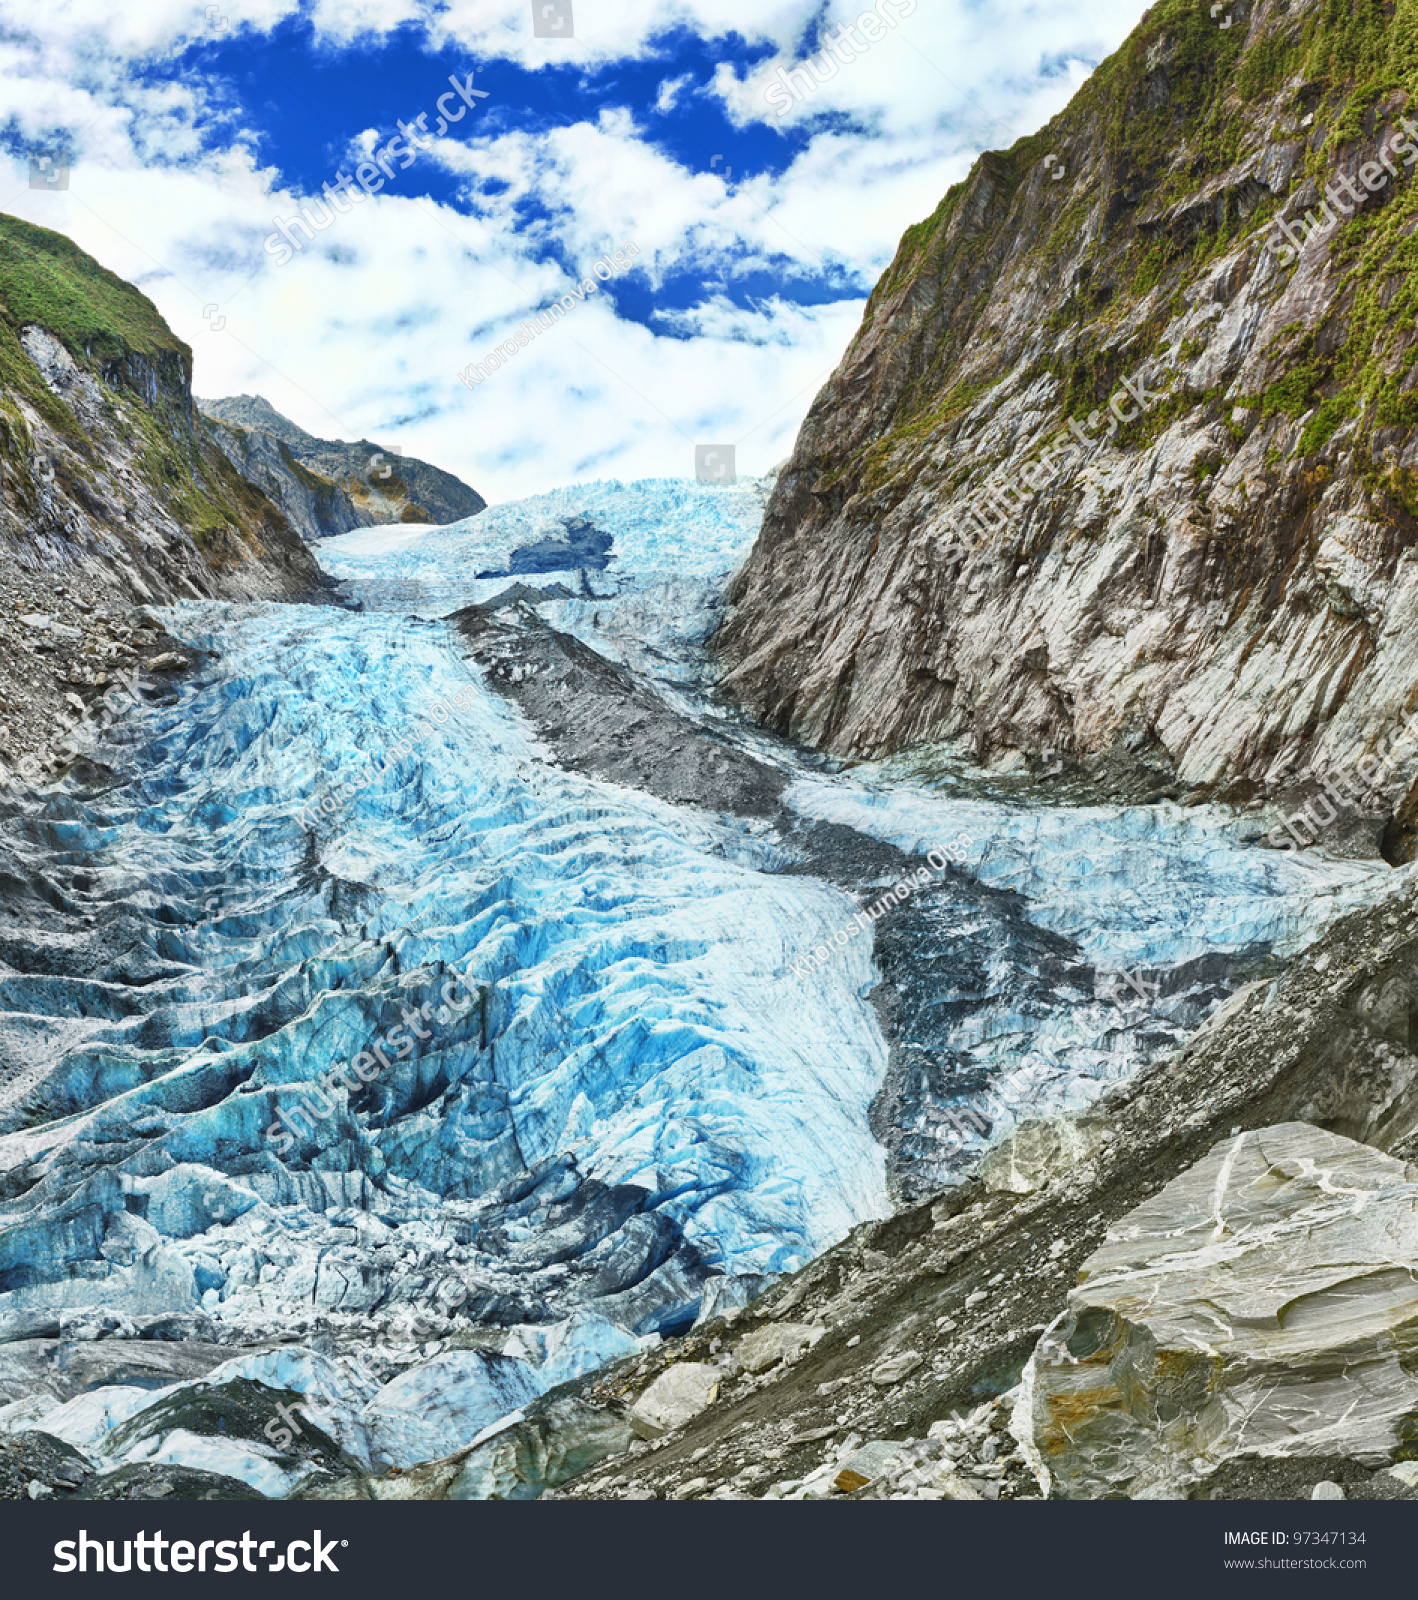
0 214 330 775
198 393 487 533
718 0 1418 855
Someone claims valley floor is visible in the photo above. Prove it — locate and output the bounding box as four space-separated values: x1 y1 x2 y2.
0 479 1410 1502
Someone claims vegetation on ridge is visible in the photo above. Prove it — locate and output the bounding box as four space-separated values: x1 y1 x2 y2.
0 213 306 566
840 0 1418 509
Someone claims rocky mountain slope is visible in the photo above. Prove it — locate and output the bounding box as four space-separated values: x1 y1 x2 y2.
717 0 1418 857
0 214 330 779
197 411 369 543
198 394 486 534
532 879 1418 1503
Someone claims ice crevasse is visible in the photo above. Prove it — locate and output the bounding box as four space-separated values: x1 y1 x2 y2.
0 477 1395 1495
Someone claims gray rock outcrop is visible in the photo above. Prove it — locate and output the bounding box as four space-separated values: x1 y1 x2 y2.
1020 1123 1418 1499
734 1323 824 1374
629 1363 722 1435
198 394 485 532
716 4 1418 855
200 415 367 541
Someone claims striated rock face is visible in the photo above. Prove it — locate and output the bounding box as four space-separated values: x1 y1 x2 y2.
1021 1123 1418 1499
717 0 1418 850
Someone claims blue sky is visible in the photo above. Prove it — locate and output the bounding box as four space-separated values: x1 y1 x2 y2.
158 20 862 325
0 0 1150 501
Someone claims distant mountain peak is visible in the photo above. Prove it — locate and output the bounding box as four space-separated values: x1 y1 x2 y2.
196 393 486 529
196 393 321 451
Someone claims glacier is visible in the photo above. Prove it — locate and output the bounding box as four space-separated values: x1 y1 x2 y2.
0 475 1398 1497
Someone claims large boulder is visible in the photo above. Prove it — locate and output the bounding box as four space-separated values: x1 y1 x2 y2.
629 1362 720 1436
979 1115 1111 1195
1017 1123 1418 1499
734 1322 825 1374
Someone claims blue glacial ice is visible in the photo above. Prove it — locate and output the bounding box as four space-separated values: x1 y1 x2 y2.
0 473 1401 1494
317 476 774 683
783 771 1397 1151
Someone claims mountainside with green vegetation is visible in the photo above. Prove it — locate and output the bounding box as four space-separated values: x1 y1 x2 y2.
718 0 1418 859
0 213 328 780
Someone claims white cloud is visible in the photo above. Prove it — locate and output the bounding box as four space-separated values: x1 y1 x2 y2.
654 72 694 114
0 0 1152 504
